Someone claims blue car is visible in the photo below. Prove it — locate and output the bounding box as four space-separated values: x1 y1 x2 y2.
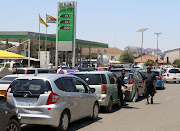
139 70 164 89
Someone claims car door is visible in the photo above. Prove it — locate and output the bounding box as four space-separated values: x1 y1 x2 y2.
107 73 118 104
133 72 142 94
61 77 83 121
0 97 5 131
72 78 94 117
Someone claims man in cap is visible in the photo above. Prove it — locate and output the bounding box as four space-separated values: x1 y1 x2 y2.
143 66 157 104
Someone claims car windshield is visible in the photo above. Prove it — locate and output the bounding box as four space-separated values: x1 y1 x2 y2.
75 74 107 85
1 77 18 81
169 69 180 73
10 79 52 94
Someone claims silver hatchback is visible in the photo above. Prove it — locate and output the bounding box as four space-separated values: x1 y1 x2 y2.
7 74 99 131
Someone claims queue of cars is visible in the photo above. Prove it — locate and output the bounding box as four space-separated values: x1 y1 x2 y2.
0 65 169 131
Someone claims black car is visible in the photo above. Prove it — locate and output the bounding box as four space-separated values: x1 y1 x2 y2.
0 96 21 131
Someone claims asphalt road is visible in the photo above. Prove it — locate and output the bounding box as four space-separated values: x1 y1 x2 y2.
21 83 180 131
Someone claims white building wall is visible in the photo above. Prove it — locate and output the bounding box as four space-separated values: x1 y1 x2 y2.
164 49 180 64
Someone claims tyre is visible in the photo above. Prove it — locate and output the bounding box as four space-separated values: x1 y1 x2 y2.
56 110 69 131
6 119 20 131
91 102 99 120
105 98 113 112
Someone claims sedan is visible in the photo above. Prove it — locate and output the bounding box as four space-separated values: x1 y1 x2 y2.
0 96 21 131
7 74 99 131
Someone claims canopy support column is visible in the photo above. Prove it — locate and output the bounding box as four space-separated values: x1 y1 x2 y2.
6 39 8 49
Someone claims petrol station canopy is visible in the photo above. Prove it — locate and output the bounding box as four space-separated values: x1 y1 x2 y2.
0 31 108 48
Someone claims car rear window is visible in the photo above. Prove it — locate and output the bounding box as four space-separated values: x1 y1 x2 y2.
111 70 132 77
169 69 180 73
75 74 107 85
1 77 18 81
13 69 35 74
9 79 52 94
38 69 56 74
151 71 160 76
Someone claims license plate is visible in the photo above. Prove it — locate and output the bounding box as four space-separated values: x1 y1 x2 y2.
0 90 6 96
173 78 176 80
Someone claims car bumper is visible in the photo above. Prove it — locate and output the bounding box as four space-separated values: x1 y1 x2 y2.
166 78 180 82
19 107 63 127
157 80 162 87
98 94 110 107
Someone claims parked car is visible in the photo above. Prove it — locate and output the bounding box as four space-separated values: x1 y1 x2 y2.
0 96 21 131
74 71 119 112
57 67 94 75
90 67 107 71
110 68 137 77
162 68 180 83
140 70 164 89
0 75 24 96
6 74 99 131
111 68 144 102
12 68 56 74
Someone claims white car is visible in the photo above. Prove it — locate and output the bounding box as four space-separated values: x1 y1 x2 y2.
6 74 99 131
0 75 24 96
163 68 180 83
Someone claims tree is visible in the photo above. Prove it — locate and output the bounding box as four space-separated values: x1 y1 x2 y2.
173 59 180 68
145 59 155 66
137 53 146 58
119 51 134 63
91 53 98 59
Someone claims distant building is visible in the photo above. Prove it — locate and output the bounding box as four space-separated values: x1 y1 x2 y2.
164 48 180 64
82 47 123 61
134 54 166 65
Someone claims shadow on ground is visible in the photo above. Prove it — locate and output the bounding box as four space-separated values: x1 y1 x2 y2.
21 117 102 131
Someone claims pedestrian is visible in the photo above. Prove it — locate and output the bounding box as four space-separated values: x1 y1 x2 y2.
143 66 157 105
116 69 127 107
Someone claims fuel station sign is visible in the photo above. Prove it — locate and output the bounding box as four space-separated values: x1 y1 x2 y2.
57 1 76 51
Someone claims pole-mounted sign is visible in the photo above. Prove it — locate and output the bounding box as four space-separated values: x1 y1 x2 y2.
57 1 76 51
56 1 77 67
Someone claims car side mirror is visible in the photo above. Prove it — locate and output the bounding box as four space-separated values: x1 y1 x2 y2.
89 88 96 93
0 96 6 103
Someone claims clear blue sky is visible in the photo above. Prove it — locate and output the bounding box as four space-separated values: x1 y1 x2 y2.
1 0 180 52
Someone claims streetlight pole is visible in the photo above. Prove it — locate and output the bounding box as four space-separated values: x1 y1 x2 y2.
154 32 162 67
137 28 148 63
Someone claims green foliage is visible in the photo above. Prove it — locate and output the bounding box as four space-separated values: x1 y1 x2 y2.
173 59 180 68
145 59 155 66
119 51 134 63
91 53 98 59
0 41 15 48
137 53 146 58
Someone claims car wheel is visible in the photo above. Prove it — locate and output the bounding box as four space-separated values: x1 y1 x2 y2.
6 119 20 131
56 111 69 131
91 102 99 120
105 98 113 112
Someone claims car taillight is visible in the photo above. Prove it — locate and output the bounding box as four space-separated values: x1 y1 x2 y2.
78 70 80 72
101 84 107 94
25 70 28 74
129 78 134 84
158 76 162 80
167 74 169 77
46 93 60 105
5 91 8 101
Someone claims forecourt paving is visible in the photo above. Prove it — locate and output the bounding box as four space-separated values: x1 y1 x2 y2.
21 83 180 131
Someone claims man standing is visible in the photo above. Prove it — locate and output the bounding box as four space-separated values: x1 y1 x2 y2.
143 66 157 104
117 69 126 107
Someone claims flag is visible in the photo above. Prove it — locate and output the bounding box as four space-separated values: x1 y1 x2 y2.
46 15 57 23
39 15 49 27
